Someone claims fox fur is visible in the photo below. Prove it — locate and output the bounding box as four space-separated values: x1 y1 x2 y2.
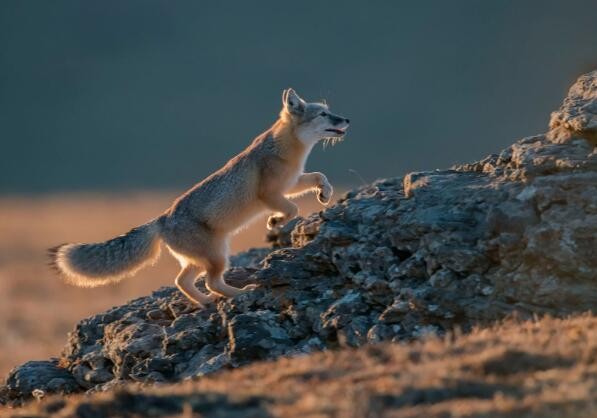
49 88 350 307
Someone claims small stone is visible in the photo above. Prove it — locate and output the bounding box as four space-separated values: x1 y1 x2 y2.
367 324 395 343
31 389 45 401
146 309 169 321
429 269 456 288
481 286 494 296
379 301 410 324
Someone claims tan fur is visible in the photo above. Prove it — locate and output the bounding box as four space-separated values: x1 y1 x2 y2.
50 89 349 307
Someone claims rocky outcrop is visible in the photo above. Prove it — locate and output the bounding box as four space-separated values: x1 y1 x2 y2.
2 71 596 406
549 70 597 144
11 314 597 418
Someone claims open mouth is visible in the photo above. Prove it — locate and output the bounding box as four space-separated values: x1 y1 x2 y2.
325 128 346 136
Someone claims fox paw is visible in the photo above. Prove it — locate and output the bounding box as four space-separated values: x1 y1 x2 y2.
267 214 286 230
317 182 333 205
206 292 221 303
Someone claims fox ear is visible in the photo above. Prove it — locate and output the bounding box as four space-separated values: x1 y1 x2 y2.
282 88 305 114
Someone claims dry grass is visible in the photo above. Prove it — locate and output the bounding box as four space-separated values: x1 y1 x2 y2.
8 314 597 417
0 191 329 377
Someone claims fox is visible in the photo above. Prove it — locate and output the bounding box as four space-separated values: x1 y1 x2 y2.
49 88 350 307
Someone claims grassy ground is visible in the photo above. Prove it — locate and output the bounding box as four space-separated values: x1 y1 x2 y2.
7 314 596 417
0 192 328 377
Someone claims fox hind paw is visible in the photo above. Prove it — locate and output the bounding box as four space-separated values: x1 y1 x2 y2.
267 214 285 230
206 292 221 303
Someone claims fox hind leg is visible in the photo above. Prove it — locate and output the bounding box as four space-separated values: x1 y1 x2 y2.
174 265 215 307
204 252 257 298
166 229 256 300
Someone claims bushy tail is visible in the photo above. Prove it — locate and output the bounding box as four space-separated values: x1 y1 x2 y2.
49 218 163 287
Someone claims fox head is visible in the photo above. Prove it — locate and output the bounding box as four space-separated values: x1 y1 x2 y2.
280 88 350 146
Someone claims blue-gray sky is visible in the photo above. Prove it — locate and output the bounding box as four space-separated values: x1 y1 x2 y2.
1 1 596 193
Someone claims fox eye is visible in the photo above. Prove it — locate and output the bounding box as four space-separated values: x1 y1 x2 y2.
320 112 328 117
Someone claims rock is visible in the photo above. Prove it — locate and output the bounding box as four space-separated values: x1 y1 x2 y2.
549 70 597 144
226 310 291 365
11 315 597 418
177 344 226 379
0 360 79 405
2 70 597 405
104 321 165 379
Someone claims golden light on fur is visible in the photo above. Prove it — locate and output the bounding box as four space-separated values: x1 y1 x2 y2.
48 88 349 307
49 240 162 288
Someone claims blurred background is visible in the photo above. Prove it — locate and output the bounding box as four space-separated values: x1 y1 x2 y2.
0 1 596 375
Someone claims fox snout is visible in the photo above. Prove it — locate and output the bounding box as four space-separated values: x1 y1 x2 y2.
329 114 350 126
324 113 350 136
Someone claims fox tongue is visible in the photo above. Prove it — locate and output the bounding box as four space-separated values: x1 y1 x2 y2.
326 128 345 135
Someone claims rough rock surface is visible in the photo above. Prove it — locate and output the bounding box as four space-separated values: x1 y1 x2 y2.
549 70 597 144
2 71 596 406
10 315 597 418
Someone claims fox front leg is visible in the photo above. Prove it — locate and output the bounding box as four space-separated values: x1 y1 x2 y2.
287 172 333 205
315 174 333 205
262 194 299 230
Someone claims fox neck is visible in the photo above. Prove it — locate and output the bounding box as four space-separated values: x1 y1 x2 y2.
272 117 316 171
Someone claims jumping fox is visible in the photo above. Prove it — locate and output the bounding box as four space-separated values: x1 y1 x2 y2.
49 89 350 307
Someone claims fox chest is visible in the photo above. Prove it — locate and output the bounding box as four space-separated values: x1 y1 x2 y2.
263 166 301 194
280 155 309 191
260 143 312 193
